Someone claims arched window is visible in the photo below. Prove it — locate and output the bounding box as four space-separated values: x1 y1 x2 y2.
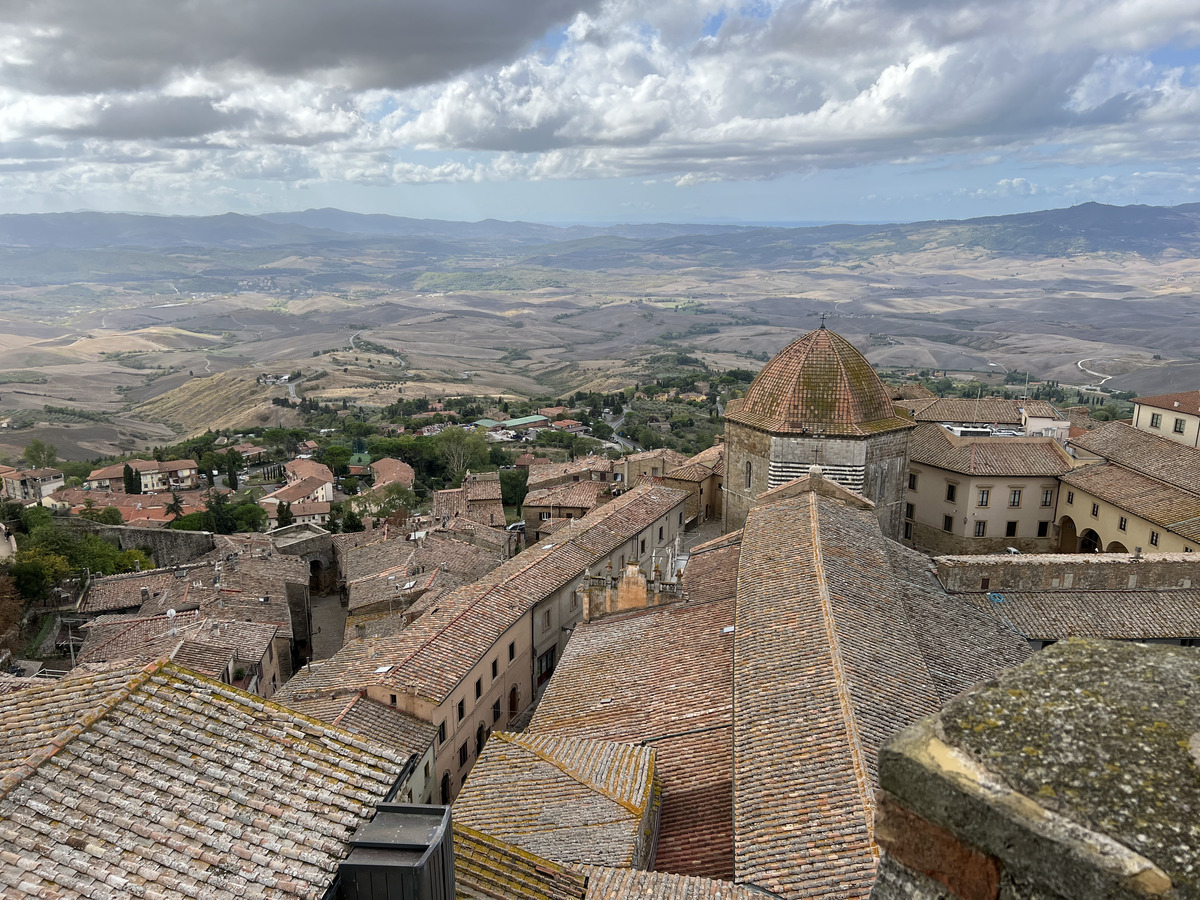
476 724 486 755
745 461 752 489
440 773 451 805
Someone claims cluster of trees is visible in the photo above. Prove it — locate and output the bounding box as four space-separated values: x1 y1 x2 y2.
6 507 153 602
169 491 267 535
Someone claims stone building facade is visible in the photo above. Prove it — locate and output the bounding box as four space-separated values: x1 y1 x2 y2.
723 326 915 539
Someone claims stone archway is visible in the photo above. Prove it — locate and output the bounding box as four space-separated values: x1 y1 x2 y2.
1106 540 1128 553
1079 529 1102 553
1057 516 1077 552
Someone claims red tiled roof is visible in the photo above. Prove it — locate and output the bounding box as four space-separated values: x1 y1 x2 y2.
909 423 1074 476
1069 421 1200 493
725 328 913 436
529 597 736 880
1060 463 1200 542
1134 390 1200 414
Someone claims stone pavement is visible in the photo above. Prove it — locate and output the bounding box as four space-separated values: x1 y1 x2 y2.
309 592 348 660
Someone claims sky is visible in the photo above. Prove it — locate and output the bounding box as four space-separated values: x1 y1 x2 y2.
0 0 1198 224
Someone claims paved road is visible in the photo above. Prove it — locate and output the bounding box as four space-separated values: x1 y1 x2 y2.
310 593 348 660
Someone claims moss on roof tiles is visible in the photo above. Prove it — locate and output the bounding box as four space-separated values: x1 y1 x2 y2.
725 328 913 436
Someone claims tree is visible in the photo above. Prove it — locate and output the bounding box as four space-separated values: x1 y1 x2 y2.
233 502 268 533
342 508 365 532
123 463 142 495
10 546 71 601
321 445 353 477
276 501 294 528
165 491 185 521
499 468 528 509
436 426 489 479
343 476 359 495
23 439 57 469
204 491 237 535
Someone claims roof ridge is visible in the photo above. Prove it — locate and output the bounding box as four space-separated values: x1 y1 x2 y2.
498 732 646 816
0 658 165 803
807 492 878 856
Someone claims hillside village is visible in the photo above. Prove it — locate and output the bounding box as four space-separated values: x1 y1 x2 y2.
0 326 1197 899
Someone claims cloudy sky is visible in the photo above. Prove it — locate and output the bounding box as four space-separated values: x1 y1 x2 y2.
1 0 1198 223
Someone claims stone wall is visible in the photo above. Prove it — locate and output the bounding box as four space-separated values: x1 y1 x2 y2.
864 428 913 542
58 519 215 566
934 552 1200 593
723 421 771 531
871 639 1195 900
912 522 1056 557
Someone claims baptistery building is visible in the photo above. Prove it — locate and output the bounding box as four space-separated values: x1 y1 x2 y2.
723 325 915 539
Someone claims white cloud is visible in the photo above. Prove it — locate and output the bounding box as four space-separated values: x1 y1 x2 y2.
0 0 1199 208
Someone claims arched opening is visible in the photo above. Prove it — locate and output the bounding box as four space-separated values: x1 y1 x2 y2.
508 685 519 716
440 773 450 805
1079 529 1102 553
476 724 485 755
1058 516 1078 553
309 559 322 591
1106 540 1128 553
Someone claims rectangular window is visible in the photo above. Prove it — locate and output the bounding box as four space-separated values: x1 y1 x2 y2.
1091 503 1099 517
491 659 498 679
1006 521 1018 538
438 721 446 744
904 503 914 519
542 609 551 631
980 577 990 590
977 489 990 507
974 521 987 537
457 699 465 721
658 525 664 541
458 742 468 766
540 511 550 520
474 678 482 700
1150 531 1160 546
508 641 515 661
390 694 397 707
1009 489 1022 508
640 538 646 554
1067 491 1074 504
942 515 954 532
492 700 501 723
536 646 557 686
908 472 918 491
1175 418 1187 434
1037 521 1050 538
1041 489 1054 507
903 521 913 540
1150 413 1162 428
946 483 957 502
678 511 683 525
1119 516 1128 531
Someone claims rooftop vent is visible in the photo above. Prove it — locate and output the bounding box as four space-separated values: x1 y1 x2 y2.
338 804 455 900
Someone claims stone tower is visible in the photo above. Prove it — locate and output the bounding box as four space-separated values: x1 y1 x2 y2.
723 325 914 539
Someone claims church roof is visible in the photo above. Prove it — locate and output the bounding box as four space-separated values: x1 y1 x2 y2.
724 327 914 436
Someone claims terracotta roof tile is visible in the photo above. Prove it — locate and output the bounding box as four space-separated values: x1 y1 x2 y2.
1059 463 1200 542
0 661 407 899
1069 421 1200 492
1133 390 1200 414
724 328 913 436
453 824 589 900
529 598 735 880
580 867 761 899
909 423 1074 476
455 732 657 868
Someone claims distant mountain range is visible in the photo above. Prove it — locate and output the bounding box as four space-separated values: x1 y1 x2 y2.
2 202 1199 290
0 201 1195 254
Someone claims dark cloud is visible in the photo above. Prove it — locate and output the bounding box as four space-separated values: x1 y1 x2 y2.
0 0 600 94
44 96 257 140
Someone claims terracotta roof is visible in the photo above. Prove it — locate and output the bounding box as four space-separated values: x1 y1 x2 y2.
957 589 1200 641
909 423 1074 476
731 490 1030 899
454 824 590 900
680 539 741 605
369 457 415 487
529 598 736 880
896 397 1030 425
284 458 334 483
454 732 657 868
725 328 913 436
1069 421 1200 493
287 693 436 760
528 456 615 489
1059 463 1200 542
1134 390 1200 415
263 474 329 504
524 481 609 511
282 484 688 707
581 867 761 899
0 661 408 899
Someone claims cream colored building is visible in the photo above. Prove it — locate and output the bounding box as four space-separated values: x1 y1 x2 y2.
905 424 1073 554
1059 421 1200 554
1131 390 1200 448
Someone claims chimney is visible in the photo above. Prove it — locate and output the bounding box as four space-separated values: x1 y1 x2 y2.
140 586 150 603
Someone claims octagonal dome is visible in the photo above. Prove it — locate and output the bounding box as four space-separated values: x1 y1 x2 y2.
724 327 914 436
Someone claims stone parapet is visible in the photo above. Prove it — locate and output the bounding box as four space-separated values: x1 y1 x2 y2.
870 639 1197 900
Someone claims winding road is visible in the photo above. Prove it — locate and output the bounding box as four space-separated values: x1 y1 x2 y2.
1076 358 1114 386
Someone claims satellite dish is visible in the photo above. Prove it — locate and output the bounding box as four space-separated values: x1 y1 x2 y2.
166 608 177 619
